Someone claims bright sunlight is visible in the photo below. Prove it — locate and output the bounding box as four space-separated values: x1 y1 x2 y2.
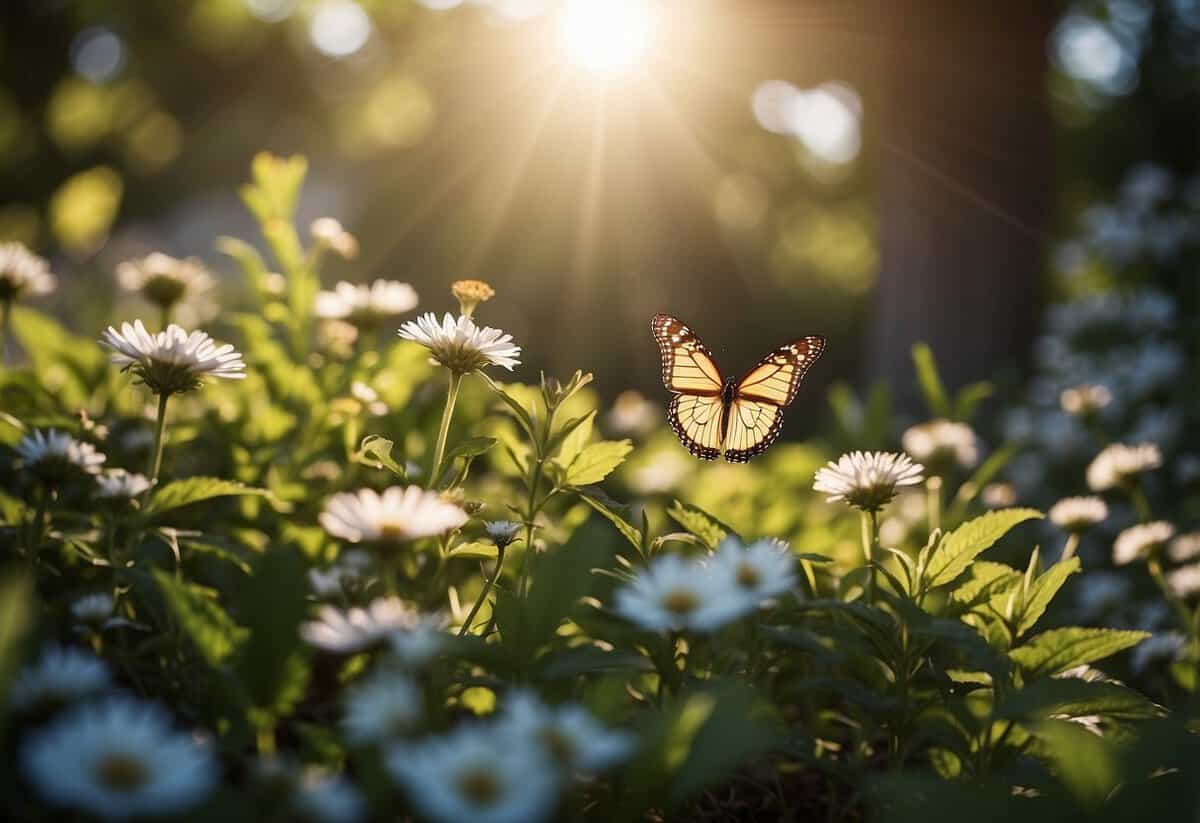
558 0 656 73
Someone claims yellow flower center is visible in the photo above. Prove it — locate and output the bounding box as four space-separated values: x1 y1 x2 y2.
736 562 760 589
377 521 408 544
95 753 149 792
457 768 501 806
662 589 699 615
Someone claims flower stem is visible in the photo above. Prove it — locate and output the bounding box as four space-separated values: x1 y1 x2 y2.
1060 533 1081 563
926 476 942 533
148 392 171 486
428 370 462 488
27 482 48 569
860 509 878 604
1128 482 1153 523
1147 555 1194 637
159 303 172 331
458 545 506 637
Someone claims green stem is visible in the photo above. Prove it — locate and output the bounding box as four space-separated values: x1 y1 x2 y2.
860 509 878 604
159 303 172 330
1060 533 1081 563
458 545 506 637
926 476 942 533
1148 556 1194 637
148 392 170 486
428 370 463 488
1127 482 1153 523
517 460 544 599
0 298 10 366
27 483 48 569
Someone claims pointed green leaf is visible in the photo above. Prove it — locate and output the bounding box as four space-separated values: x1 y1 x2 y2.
1011 627 1151 678
352 435 406 477
667 501 735 550
564 440 632 486
154 571 246 666
1017 558 1081 637
912 343 951 418
575 487 642 551
925 509 1042 588
146 477 271 517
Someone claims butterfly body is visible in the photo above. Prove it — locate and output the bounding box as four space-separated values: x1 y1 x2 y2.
651 314 825 463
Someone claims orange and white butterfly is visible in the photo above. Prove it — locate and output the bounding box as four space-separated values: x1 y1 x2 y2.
651 314 825 463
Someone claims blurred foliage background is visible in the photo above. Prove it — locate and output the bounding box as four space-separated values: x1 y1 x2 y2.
1 0 1197 419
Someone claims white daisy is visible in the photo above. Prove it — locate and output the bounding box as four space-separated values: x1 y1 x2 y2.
10 646 112 711
1048 496 1109 532
388 616 449 667
451 279 495 316
1166 564 1200 599
1168 533 1200 563
315 280 417 325
15 429 106 478
1130 632 1185 672
71 593 116 624
95 469 152 500
21 696 217 820
301 597 423 654
629 451 691 494
980 482 1018 509
0 241 56 302
386 724 558 823
1112 521 1175 566
607 390 658 436
116 252 214 311
350 381 388 416
319 487 468 546
711 536 796 604
813 451 925 511
398 312 521 374
342 668 423 744
484 520 522 549
100 320 246 395
1086 442 1162 491
614 553 753 634
498 692 634 774
901 420 979 472
294 770 367 823
310 218 360 260
1059 384 1112 416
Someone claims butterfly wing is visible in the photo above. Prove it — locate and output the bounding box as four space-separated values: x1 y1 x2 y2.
651 314 724 396
652 314 727 460
724 336 826 462
668 394 726 460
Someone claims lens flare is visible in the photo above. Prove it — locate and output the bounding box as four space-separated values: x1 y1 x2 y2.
559 0 654 73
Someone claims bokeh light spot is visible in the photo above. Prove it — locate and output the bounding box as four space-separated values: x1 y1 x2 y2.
310 0 371 58
70 27 126 84
559 0 654 73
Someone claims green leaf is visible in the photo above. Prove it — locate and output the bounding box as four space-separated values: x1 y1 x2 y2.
234 549 309 713
1030 720 1118 809
352 435 406 477
10 307 106 406
550 411 595 468
952 380 993 421
145 477 270 517
153 571 246 666
1017 558 1081 637
447 541 500 561
564 440 633 486
575 487 642 552
479 374 536 441
925 508 1042 588
996 676 1162 723
949 561 1020 607
443 436 498 464
912 342 951 418
667 501 734 550
1011 627 1150 678
0 572 33 711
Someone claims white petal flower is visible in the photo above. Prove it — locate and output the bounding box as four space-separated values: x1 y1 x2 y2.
386 724 558 823
15 429 106 478
0 241 56 301
71 593 116 624
294 770 367 823
1112 521 1175 566
498 692 634 774
484 520 522 548
901 420 979 472
1166 564 1200 599
21 696 217 820
308 550 373 599
607 390 658 436
813 451 925 511
711 536 796 604
1086 442 1162 491
311 218 360 260
100 320 245 395
1169 533 1200 563
301 598 423 654
95 469 152 500
388 616 449 668
315 280 417 325
1059 384 1112 416
10 646 112 711
320 487 468 546
1048 496 1109 532
343 668 422 744
116 252 214 310
398 312 521 374
614 553 754 634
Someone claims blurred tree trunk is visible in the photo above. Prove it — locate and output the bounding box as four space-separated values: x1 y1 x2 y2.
867 0 1056 409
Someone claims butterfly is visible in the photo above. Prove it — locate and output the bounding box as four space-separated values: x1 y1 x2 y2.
651 314 825 463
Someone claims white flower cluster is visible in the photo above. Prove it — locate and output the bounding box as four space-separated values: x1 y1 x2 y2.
15 429 106 480
315 280 417 325
398 312 521 374
0 241 56 302
116 252 214 311
100 320 245 396
614 537 796 634
386 691 632 823
319 486 468 546
901 419 979 473
813 451 925 512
